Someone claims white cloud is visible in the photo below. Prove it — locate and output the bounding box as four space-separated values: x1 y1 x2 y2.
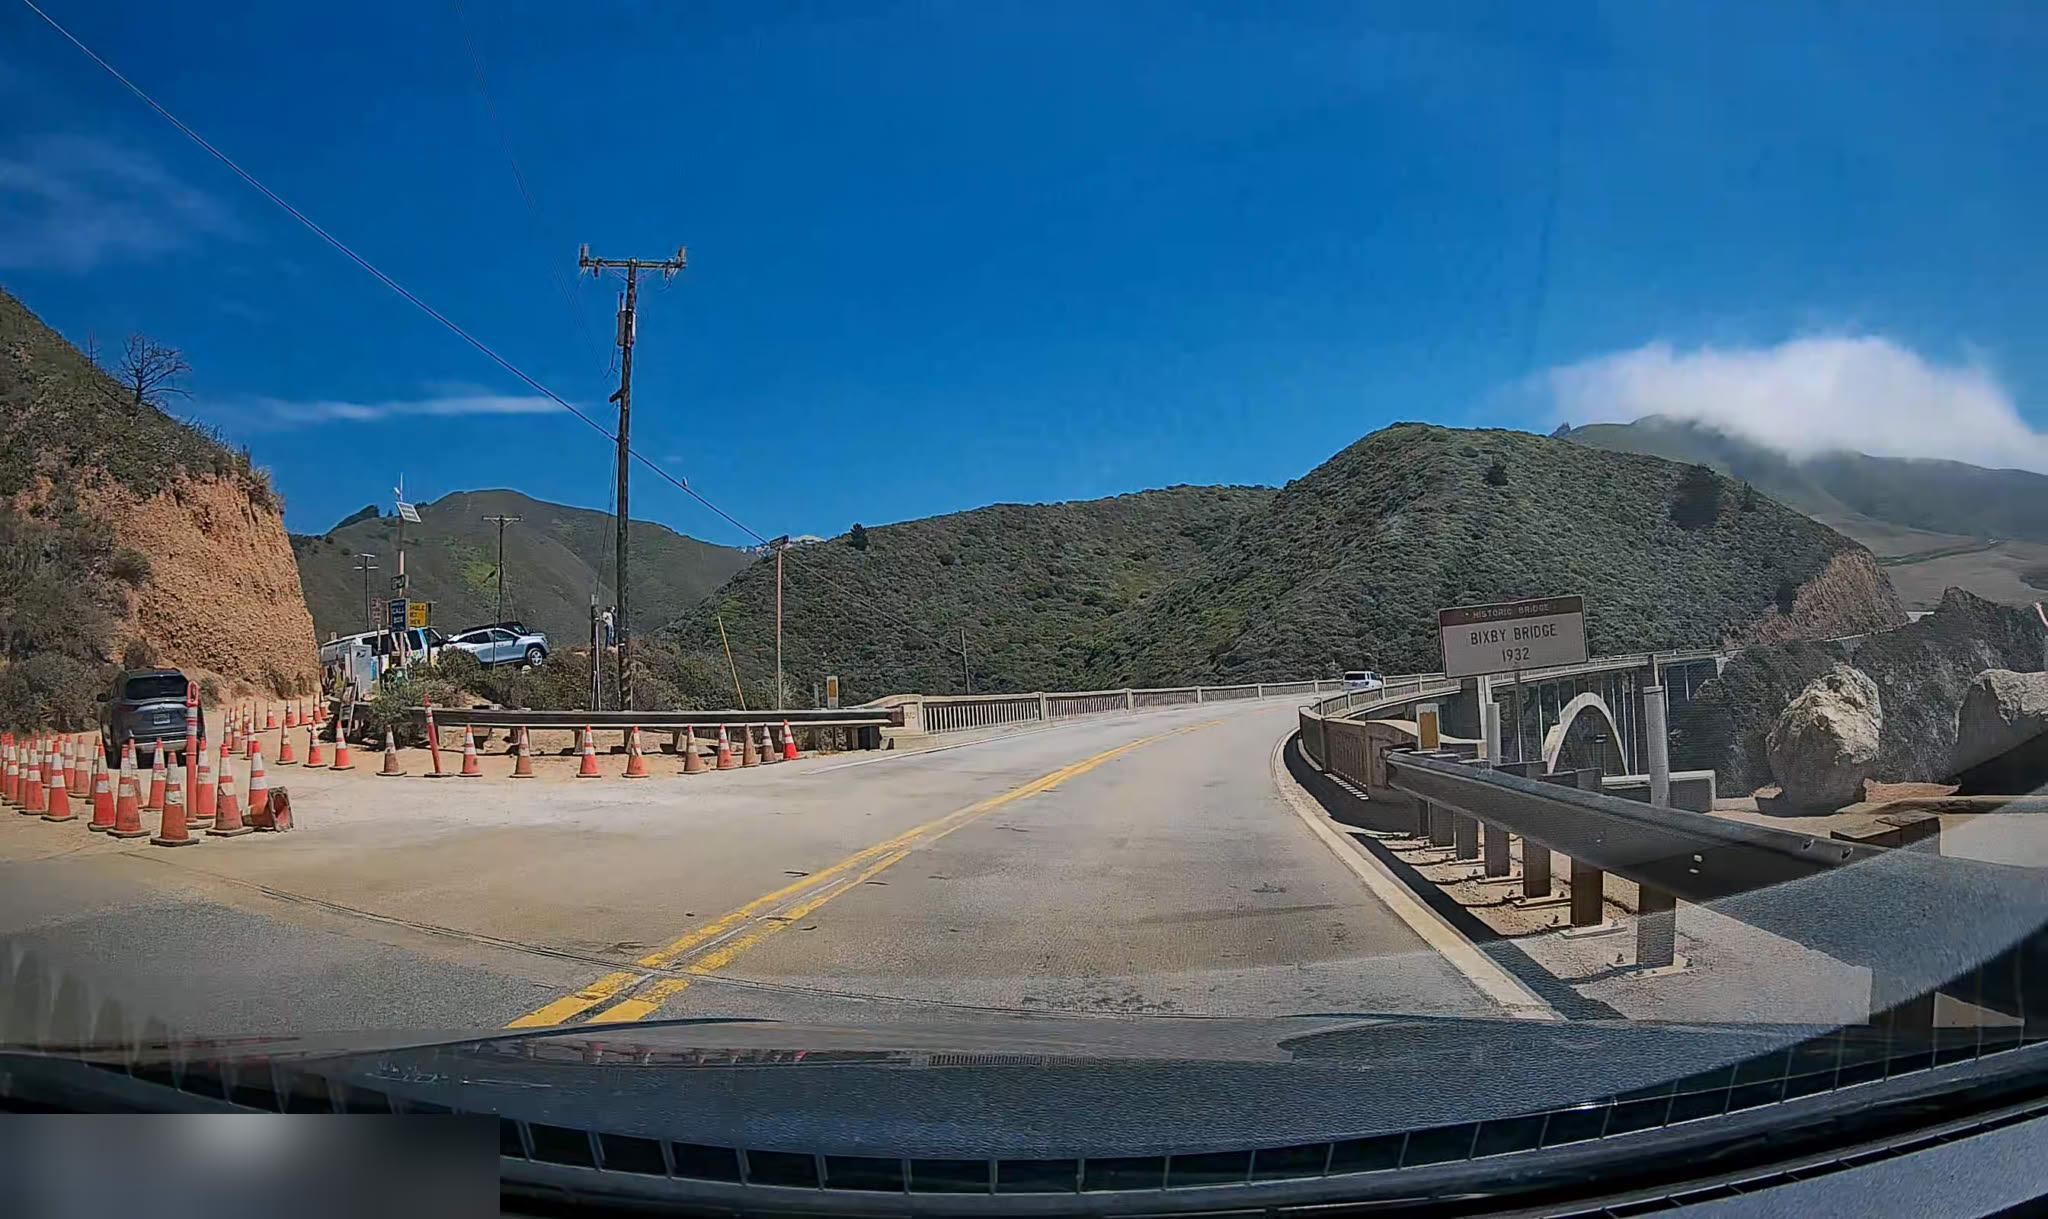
0 134 239 270
212 390 563 429
1542 336 2048 472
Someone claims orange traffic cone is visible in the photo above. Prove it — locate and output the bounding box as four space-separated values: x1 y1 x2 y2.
191 738 215 822
243 709 257 760
88 751 115 831
623 727 650 778
108 757 147 839
146 747 167 812
305 721 327 767
21 743 44 815
682 726 707 775
378 728 405 776
78 737 101 799
152 762 195 846
781 721 800 761
715 725 736 770
509 727 534 779
3 738 17 806
264 703 277 732
329 721 354 771
576 726 601 778
206 760 251 837
757 724 779 765
740 725 760 767
41 743 73 822
246 746 270 827
458 726 482 777
283 701 297 730
66 737 84 798
277 722 298 765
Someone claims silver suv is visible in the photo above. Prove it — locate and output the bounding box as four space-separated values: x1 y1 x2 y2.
446 625 549 668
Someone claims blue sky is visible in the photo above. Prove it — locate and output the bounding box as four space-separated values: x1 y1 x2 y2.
5 1 2047 541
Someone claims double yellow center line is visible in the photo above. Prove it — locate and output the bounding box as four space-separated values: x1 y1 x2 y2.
505 718 1224 1028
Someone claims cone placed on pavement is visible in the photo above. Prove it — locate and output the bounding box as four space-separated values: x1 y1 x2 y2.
21 744 44 815
108 755 147 838
509 726 533 778
145 748 166 813
305 721 327 768
88 752 115 831
715 724 735 769
682 726 707 775
206 760 251 837
283 701 297 730
458 726 481 778
82 737 104 799
740 724 759 767
264 703 277 732
245 746 271 827
757 724 779 765
152 762 195 846
2 738 17 805
277 722 298 765
623 727 649 778
41 742 73 822
191 737 215 822
781 721 799 761
243 709 257 760
329 721 353 771
66 737 85 798
576 726 601 778
377 728 405 777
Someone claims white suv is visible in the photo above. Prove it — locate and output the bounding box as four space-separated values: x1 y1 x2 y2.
447 626 549 668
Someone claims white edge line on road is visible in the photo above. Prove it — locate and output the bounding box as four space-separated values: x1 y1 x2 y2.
1268 734 1562 1022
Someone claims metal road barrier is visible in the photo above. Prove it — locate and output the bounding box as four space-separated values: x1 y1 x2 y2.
896 678 1337 736
1298 705 2048 1030
419 708 899 731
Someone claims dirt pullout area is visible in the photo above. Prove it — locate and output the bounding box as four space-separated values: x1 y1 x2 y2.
79 474 320 696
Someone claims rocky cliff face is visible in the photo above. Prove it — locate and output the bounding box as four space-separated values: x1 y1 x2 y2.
77 475 319 695
1679 588 2048 792
0 287 319 723
1731 550 1906 648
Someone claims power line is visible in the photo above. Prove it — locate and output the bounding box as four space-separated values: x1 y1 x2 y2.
21 0 965 674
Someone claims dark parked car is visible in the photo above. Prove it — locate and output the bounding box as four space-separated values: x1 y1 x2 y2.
99 669 205 762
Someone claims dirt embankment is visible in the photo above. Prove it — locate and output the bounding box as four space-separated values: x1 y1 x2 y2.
78 474 321 696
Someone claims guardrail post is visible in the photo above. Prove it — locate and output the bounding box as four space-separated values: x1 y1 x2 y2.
1124 689 1135 710
1482 819 1511 878
1453 813 1479 861
1428 802 1453 846
1196 687 1205 703
1256 683 1265 698
1037 692 1049 722
1565 765 1606 929
1636 884 1678 969
1413 797 1431 839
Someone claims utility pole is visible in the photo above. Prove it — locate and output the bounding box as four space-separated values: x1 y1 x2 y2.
481 514 522 625
771 536 790 710
579 242 688 710
961 627 971 694
352 554 378 630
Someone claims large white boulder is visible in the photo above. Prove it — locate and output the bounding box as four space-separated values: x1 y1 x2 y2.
1766 664 1882 809
1950 668 2048 776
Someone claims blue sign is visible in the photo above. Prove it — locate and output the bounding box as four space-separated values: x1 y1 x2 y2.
388 598 409 632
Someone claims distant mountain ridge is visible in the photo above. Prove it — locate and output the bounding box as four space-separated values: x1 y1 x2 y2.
292 489 749 644
663 425 1904 703
1559 416 2048 608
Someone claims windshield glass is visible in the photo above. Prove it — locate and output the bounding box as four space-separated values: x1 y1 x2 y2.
121 674 187 702
5 0 2046 1186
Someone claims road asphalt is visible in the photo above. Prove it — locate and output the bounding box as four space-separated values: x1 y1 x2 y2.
0 700 1493 1043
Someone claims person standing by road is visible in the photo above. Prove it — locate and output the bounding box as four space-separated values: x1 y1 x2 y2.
602 605 616 649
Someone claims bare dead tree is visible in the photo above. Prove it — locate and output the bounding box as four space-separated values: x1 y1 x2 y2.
117 333 192 411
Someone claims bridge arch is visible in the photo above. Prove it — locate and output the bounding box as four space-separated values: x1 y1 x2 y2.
1541 691 1628 776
